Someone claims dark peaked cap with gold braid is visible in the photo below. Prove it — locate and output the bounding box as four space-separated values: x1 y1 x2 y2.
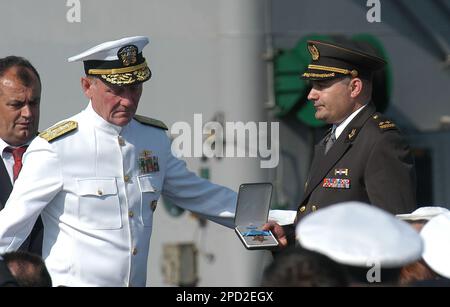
302 40 386 81
68 36 151 86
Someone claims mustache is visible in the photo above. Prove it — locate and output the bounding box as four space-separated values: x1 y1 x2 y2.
113 106 134 112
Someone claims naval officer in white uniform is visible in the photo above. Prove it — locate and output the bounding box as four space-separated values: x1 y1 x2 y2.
0 36 237 287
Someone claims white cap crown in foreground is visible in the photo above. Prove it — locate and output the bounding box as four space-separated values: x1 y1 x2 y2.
396 206 449 221
296 201 423 268
421 212 450 278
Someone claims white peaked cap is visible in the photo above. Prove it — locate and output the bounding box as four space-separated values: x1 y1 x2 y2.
296 201 423 268
421 212 450 278
68 36 149 62
68 36 151 86
396 206 449 221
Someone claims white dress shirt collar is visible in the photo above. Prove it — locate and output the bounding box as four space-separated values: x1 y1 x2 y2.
0 136 32 153
1 137 32 183
0 138 10 156
334 104 367 140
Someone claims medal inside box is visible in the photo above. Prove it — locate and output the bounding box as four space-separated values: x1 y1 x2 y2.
234 183 279 250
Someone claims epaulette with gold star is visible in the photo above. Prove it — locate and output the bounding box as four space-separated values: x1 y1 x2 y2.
372 114 397 132
39 121 78 142
134 115 168 130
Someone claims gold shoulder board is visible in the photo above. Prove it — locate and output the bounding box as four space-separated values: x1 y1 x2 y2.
39 121 78 142
134 115 168 130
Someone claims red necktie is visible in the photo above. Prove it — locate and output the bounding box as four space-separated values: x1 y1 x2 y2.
5 146 28 182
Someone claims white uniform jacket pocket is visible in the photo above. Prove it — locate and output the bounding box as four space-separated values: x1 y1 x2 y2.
137 174 160 227
76 177 122 229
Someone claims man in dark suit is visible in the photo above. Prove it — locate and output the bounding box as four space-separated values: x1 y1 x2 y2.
0 56 43 255
265 40 416 247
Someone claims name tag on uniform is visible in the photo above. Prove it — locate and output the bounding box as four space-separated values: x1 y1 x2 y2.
323 178 350 189
137 175 156 193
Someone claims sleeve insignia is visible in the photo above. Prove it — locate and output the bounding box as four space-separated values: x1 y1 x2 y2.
39 121 78 142
134 115 168 130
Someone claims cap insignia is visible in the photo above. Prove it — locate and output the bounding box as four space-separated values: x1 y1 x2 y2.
118 45 138 67
308 44 320 61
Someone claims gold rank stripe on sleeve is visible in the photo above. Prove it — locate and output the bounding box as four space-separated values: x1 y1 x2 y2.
133 114 168 130
39 121 78 142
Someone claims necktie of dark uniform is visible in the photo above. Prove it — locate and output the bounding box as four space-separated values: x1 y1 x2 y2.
5 146 28 182
324 125 336 154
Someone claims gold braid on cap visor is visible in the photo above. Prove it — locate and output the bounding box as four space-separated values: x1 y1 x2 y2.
307 64 358 78
88 61 148 75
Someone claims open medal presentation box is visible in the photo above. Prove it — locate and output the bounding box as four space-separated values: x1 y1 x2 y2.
234 183 279 250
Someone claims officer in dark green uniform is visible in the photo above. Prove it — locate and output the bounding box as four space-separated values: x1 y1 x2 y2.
298 39 416 219
264 40 416 248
